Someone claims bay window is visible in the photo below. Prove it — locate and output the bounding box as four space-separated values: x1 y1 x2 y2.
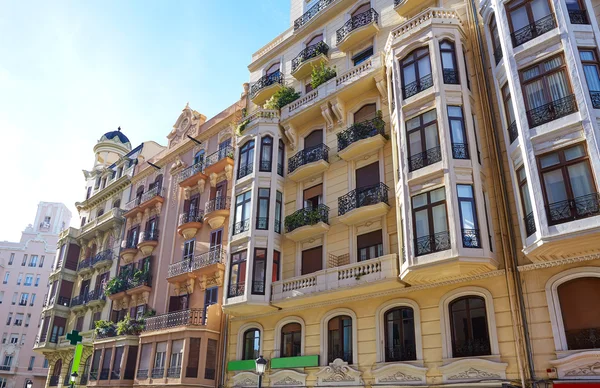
566 0 589 24
457 185 481 248
234 191 252 235
256 189 270 230
412 187 450 256
228 251 247 298
400 47 432 99
260 136 273 172
448 106 469 160
517 167 536 236
406 109 440 172
579 49 600 109
440 40 459 84
507 0 555 47
252 248 266 295
502 84 518 143
238 141 255 179
278 140 285 176
275 191 283 234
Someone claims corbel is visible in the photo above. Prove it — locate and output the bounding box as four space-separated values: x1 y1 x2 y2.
320 103 335 131
330 97 345 127
284 124 297 151
197 178 206 194
374 73 388 104
210 173 218 188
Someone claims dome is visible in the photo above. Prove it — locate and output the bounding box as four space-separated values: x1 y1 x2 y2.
100 127 130 144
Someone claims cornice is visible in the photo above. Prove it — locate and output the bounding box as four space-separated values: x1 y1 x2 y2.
518 254 600 272
76 176 130 211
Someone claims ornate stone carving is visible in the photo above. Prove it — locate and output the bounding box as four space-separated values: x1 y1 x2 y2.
447 368 501 380
565 362 600 376
232 372 259 387
198 178 206 194
210 173 218 188
284 124 297 151
439 358 507 383
321 103 335 130
316 359 363 386
380 372 421 382
372 363 427 385
374 73 388 104
330 97 345 127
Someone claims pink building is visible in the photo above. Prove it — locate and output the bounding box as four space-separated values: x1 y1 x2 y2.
0 202 71 388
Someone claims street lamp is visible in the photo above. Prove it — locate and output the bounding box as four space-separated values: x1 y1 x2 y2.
255 355 268 388
69 371 78 388
25 380 32 388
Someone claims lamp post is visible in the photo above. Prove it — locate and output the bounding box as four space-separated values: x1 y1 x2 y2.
25 380 32 388
69 371 78 388
255 355 267 388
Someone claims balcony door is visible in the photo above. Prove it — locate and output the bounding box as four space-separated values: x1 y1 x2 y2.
354 103 377 124
304 129 323 149
218 138 232 159
356 162 379 188
301 246 323 275
210 229 222 251
304 184 322 209
80 279 90 298
507 0 552 36
211 181 227 210
185 194 200 217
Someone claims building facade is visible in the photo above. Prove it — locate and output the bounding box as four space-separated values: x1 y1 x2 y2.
0 202 71 388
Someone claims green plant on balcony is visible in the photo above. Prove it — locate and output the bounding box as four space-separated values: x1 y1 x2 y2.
95 320 117 338
116 314 145 336
310 62 336 89
142 308 156 318
235 119 250 136
264 86 301 110
104 276 126 296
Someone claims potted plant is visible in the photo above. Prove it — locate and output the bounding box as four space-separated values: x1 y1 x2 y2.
310 62 336 89
95 320 116 338
264 86 301 110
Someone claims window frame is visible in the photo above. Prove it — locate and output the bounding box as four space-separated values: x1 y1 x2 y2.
327 315 353 364
456 184 481 248
242 328 261 360
228 250 247 298
439 40 459 84
579 48 600 96
280 322 303 358
519 54 573 114
411 187 449 256
400 47 432 99
277 140 285 176
238 140 255 179
406 108 440 171
259 136 273 172
447 106 469 160
506 0 554 36
251 248 267 295
383 307 417 362
256 188 270 230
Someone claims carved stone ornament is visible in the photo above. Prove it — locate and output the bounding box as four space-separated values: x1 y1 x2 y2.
448 367 501 380
321 103 335 130
438 358 507 383
225 164 233 181
232 372 259 387
315 358 363 386
550 350 600 379
198 178 206 194
270 370 307 387
372 363 427 385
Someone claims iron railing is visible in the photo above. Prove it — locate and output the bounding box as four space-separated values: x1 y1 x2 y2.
277 162 284 176
292 41 329 72
92 249 113 266
141 229 159 243
511 14 556 47
453 338 491 358
285 204 330 233
106 271 152 295
167 246 226 278
233 219 251 235
260 160 272 172
177 162 204 183
256 217 269 230
590 91 600 109
252 280 265 295
462 228 482 248
568 9 589 24
228 283 245 298
414 231 451 256
327 350 352 364
408 146 442 172
250 71 284 99
526 94 577 127
546 193 600 225
167 367 182 378
443 69 459 84
565 327 600 350
402 73 433 99
385 344 417 362
238 163 254 179
525 212 536 236
144 309 205 332
508 121 518 144
70 289 106 307
493 44 503 65
293 0 336 30
451 143 469 159
336 8 378 44
337 117 385 152
338 182 389 216
77 257 92 271
205 145 234 168
151 367 164 379
178 209 204 226
205 197 230 214
288 144 329 174
136 369 149 380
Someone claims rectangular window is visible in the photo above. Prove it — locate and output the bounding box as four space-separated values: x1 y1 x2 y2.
406 109 440 172
112 347 124 379
483 193 494 251
567 0 590 23
8 254 13 265
19 293 29 306
9 335 17 345
28 356 35 371
90 349 102 381
400 47 432 99
6 313 12 325
40 255 44 267
11 293 17 305
204 339 217 379
20 334 25 345
75 316 84 332
537 144 597 224
14 313 23 326
24 274 33 286
272 250 281 282
357 230 383 261
256 188 270 230
457 185 482 248
507 0 554 46
517 166 536 236
183 239 195 261
447 106 469 160
579 48 600 108
352 46 373 66
1 334 5 344
25 313 31 327
29 255 38 267
412 187 450 256
35 275 40 287
440 40 459 84
234 191 252 235
301 246 323 275
275 191 283 234
186 338 201 378
16 274 22 286
520 54 576 127
228 251 247 297
252 248 267 295
21 255 27 266
169 340 183 378
502 83 518 143
463 48 471 90
2 273 8 284
259 136 273 172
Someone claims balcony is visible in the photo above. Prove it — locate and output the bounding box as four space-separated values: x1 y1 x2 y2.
272 254 398 307
336 8 379 52
238 163 253 179
77 256 93 274
291 41 329 80
203 145 234 177
177 209 204 239
402 73 433 100
107 271 152 301
526 95 577 128
124 187 165 217
525 212 536 237
233 220 251 236
443 69 459 85
287 144 329 182
177 162 207 189
546 193 600 226
285 205 330 242
204 197 231 229
92 249 114 270
451 143 469 160
250 71 284 105
79 208 125 239
462 229 482 248
137 229 159 256
167 246 226 283
511 14 556 47
293 0 338 30
143 309 205 332
408 146 442 172
338 182 390 225
590 91 600 109
70 289 106 311
120 238 138 263
151 367 165 379
337 117 386 161
414 231 451 256
569 9 589 24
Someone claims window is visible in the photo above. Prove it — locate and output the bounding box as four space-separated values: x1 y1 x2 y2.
281 323 302 357
489 16 502 65
20 334 25 345
517 167 536 236
502 84 518 143
0 292 3 304
9 334 18 344
193 150 205 165
507 0 555 46
19 293 29 306
447 106 469 159
278 140 285 176
2 273 8 284
35 275 40 287
275 191 283 234
126 226 139 249
449 296 491 357
28 356 35 371
252 248 267 295
14 313 23 327
205 339 217 379
30 294 36 306
256 189 270 230
21 255 27 266
6 313 11 325
16 273 22 285
0 334 5 344
457 185 481 248
8 254 13 265
0 378 6 388
228 251 247 298
412 187 450 256
234 191 252 235
328 316 353 363
260 136 273 172
384 307 416 362
406 109 440 172
301 246 322 275
567 0 590 23
352 46 373 66
242 329 260 360
266 62 280 76
238 140 255 179
24 274 33 286
400 47 432 99
29 255 38 267
579 49 600 108
25 314 31 327
440 40 459 84
520 55 576 127
538 144 597 224
11 293 17 305
183 239 195 261
273 250 281 282
357 230 383 261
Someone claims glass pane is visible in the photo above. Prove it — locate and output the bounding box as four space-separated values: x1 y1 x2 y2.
412 193 428 208
518 167 527 182
448 106 463 117
418 57 431 77
568 162 595 198
409 131 422 156
424 124 439 149
543 170 568 204
564 145 585 161
566 0 581 9
522 66 541 81
521 185 533 214
442 52 455 70
432 205 448 233
457 185 474 198
406 116 421 131
506 97 516 123
540 153 560 168
414 210 430 238
546 71 569 100
403 65 416 85
524 80 547 108
580 51 595 61
583 65 600 91
460 200 477 229
531 0 551 20
423 109 437 123
510 7 530 31
450 119 466 143
430 187 446 202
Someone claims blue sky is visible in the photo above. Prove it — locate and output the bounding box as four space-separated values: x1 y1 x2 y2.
0 1 290 241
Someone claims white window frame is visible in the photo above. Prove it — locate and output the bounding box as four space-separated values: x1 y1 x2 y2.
320 308 358 366
236 322 264 360
375 298 423 363
274 316 305 358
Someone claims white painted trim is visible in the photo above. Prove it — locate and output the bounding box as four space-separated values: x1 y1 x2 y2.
545 266 600 352
273 315 306 358
374 298 423 363
439 286 500 359
320 308 359 366
235 322 264 360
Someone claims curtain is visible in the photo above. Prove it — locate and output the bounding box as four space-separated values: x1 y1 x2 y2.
524 80 546 109
543 170 568 204
584 65 600 91
547 71 569 101
568 162 595 198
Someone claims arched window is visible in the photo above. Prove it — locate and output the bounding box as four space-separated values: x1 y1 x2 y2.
354 103 377 123
400 47 432 99
238 140 255 179
352 2 371 16
266 62 281 76
449 296 491 357
307 34 323 47
82 356 92 384
112 199 120 209
242 329 260 360
328 315 353 363
281 323 302 358
558 277 600 350
384 307 416 362
260 136 273 172
152 174 163 191
440 40 459 85
64 359 73 385
278 140 285 176
53 359 62 376
193 150 205 165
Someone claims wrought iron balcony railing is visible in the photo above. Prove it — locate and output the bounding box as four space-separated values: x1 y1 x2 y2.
136 369 149 380
546 193 600 225
414 230 451 256
167 246 226 278
151 368 164 379
511 14 556 47
451 143 469 159
568 9 589 24
408 146 442 172
402 73 433 99
252 280 265 294
292 41 329 73
71 289 106 308
205 145 234 169
238 163 254 179
233 219 251 235
453 337 491 358
338 182 389 216
443 69 459 84
285 204 330 233
508 121 518 144
288 144 329 174
124 187 163 211
106 271 152 295
144 309 205 332
177 161 204 183
493 44 503 65
525 211 536 237
250 71 284 99
565 327 600 350
526 94 577 128
167 367 182 378
141 229 159 243
293 0 335 30
385 344 417 362
336 8 379 44
206 197 230 214
337 117 385 152
462 228 482 248
590 91 600 109
256 217 268 230
77 257 92 271
178 209 204 226
92 249 113 266
228 283 245 298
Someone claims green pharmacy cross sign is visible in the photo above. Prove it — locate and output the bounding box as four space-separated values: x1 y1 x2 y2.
66 330 84 379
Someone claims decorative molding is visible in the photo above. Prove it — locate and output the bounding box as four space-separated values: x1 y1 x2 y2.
438 358 507 383
550 350 600 379
232 372 259 387
315 359 363 386
372 363 427 385
448 367 501 380
269 370 307 387
518 253 600 271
